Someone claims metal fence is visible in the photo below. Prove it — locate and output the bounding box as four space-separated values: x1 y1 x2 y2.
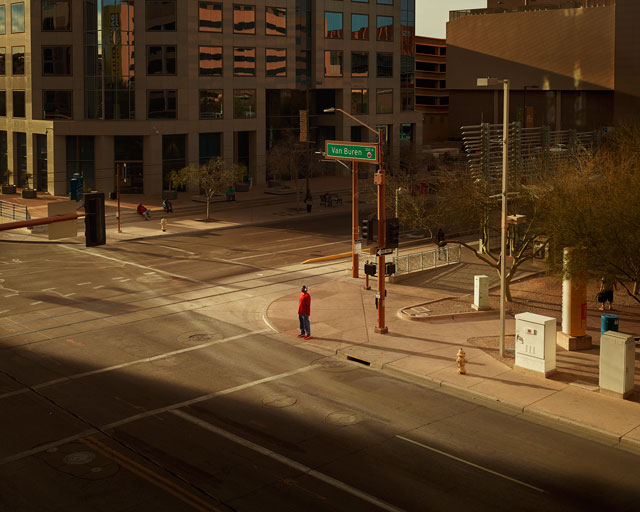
0 200 30 221
393 244 461 276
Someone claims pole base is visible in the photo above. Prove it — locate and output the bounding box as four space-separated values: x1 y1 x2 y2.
374 326 388 334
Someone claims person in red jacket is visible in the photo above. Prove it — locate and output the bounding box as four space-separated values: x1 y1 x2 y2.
297 285 311 339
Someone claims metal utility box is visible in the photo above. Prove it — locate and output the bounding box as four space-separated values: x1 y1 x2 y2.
600 314 619 336
473 275 489 310
599 331 635 399
515 312 557 376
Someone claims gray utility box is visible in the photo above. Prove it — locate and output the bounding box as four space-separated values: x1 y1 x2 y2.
599 331 636 399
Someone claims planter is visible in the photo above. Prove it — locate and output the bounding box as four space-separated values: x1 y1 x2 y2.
162 190 178 200
2 184 16 194
21 189 37 199
234 183 250 192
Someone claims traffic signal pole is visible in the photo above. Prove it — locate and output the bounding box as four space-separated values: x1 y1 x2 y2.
374 128 388 334
352 161 359 278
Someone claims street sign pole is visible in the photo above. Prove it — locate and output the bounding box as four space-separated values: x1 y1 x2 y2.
352 161 359 278
375 128 388 334
117 163 122 233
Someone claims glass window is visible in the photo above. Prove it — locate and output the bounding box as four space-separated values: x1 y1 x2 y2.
353 0 368 3
15 132 27 186
351 51 368 77
12 46 24 75
42 1 71 31
377 15 393 41
324 12 343 38
162 134 186 190
43 46 72 75
13 91 25 118
147 90 177 119
199 2 222 32
376 88 392 114
147 46 176 75
0 132 7 179
265 6 286 36
199 90 223 119
234 47 256 77
146 0 176 31
351 14 368 40
324 50 343 77
233 5 255 34
233 89 256 119
265 48 286 77
0 7 5 35
0 92 6 116
11 3 24 33
0 48 5 75
43 90 73 119
199 46 223 76
351 89 368 115
377 0 393 4
377 52 392 77
199 133 221 165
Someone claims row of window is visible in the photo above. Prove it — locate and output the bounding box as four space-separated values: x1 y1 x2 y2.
0 88 397 120
325 12 393 41
325 51 393 78
0 3 24 35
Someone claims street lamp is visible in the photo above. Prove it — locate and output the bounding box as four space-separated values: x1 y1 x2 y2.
324 107 388 333
477 77 510 357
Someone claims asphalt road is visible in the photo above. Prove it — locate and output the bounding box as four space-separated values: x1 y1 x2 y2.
1 216 640 511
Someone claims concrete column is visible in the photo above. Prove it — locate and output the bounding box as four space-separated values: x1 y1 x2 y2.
94 136 114 194
51 134 66 195
143 134 162 196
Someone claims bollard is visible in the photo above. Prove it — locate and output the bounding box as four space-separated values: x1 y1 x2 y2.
160 218 167 232
456 348 467 375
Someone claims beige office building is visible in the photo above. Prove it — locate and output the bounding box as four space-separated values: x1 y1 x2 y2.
0 0 421 196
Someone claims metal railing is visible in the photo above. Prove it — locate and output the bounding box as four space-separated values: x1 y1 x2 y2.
393 244 461 276
0 200 30 221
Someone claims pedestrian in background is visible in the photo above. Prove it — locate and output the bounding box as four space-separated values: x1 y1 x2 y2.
599 273 618 311
162 199 173 213
436 227 446 259
305 194 313 213
297 285 311 339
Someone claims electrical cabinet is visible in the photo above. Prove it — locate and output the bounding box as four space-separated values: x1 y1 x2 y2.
515 312 557 376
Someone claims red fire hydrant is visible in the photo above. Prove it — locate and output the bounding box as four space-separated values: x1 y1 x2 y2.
456 348 467 375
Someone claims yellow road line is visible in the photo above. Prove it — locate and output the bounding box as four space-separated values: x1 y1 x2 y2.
81 436 221 512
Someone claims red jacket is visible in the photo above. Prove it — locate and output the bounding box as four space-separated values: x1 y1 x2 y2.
298 292 310 315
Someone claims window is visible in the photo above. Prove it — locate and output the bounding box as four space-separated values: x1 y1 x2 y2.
234 47 256 77
401 89 414 111
0 48 5 75
376 88 392 114
199 2 222 32
233 89 256 119
233 5 255 34
11 3 24 33
377 52 392 77
266 6 286 36
416 62 437 72
351 51 368 77
416 96 436 106
15 132 27 186
353 0 368 3
43 46 72 75
200 133 221 165
146 0 176 31
42 1 71 31
351 89 368 115
376 15 393 41
0 7 5 35
148 90 177 119
12 47 24 75
324 50 343 77
147 46 176 75
43 90 72 119
199 90 223 119
199 46 223 76
13 91 25 118
162 134 186 190
0 132 7 179
377 0 393 4
67 136 95 192
416 79 438 88
324 12 343 38
265 48 286 77
351 14 368 40
0 92 5 116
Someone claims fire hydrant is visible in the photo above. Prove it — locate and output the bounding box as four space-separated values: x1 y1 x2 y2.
456 348 467 375
160 218 167 232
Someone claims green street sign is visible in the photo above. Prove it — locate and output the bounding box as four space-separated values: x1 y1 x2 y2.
325 141 379 163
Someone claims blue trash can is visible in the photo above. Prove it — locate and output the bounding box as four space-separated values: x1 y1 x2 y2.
601 314 619 336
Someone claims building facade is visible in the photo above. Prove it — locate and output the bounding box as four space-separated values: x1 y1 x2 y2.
414 36 447 143
446 0 639 139
0 0 421 196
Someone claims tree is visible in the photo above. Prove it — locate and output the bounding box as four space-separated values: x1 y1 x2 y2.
170 157 246 220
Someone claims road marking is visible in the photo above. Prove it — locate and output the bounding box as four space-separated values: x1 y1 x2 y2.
62 293 76 297
112 277 126 280
30 302 43 306
81 436 220 511
0 364 316 465
0 310 9 314
42 288 56 291
230 239 350 261
134 240 196 256
93 285 104 289
119 279 131 283
77 282 91 286
173 410 406 512
396 435 547 494
3 294 18 298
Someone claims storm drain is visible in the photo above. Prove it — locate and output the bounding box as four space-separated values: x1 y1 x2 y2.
346 355 371 366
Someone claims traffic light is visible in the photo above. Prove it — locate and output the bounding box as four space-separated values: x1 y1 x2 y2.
364 262 377 276
362 217 378 245
361 219 369 241
84 192 106 247
385 262 396 276
386 218 400 249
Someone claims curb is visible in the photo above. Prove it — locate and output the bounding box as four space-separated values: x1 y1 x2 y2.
400 308 499 323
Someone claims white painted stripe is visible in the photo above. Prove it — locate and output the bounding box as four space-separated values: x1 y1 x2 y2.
77 282 91 286
0 310 9 314
1 365 315 466
41 288 56 291
231 239 351 261
112 277 125 280
30 302 43 306
135 241 196 256
174 410 406 512
62 293 76 297
93 285 104 289
396 436 547 494
119 279 131 283
4 294 18 298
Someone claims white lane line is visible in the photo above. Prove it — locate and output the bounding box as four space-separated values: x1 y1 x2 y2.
62 293 76 297
118 279 131 283
30 302 43 306
77 282 92 286
42 288 56 291
396 435 547 494
230 239 350 261
173 410 405 512
231 253 271 261
134 241 196 256
0 364 317 466
0 310 9 314
276 235 315 242
93 285 104 289
4 294 18 298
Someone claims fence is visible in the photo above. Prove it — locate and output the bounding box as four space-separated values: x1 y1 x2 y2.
0 200 30 221
392 244 461 276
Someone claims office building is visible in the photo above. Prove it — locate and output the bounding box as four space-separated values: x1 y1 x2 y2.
414 36 447 143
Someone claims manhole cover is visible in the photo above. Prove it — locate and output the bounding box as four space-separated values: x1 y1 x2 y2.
188 334 211 342
325 411 361 426
177 331 221 345
63 451 96 465
262 394 297 408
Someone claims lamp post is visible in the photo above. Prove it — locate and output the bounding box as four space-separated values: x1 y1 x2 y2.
324 107 387 333
477 77 510 357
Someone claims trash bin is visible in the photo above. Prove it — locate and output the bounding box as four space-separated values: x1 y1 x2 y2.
601 313 619 336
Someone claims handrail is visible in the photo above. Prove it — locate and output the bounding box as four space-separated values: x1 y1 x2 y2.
0 200 30 221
